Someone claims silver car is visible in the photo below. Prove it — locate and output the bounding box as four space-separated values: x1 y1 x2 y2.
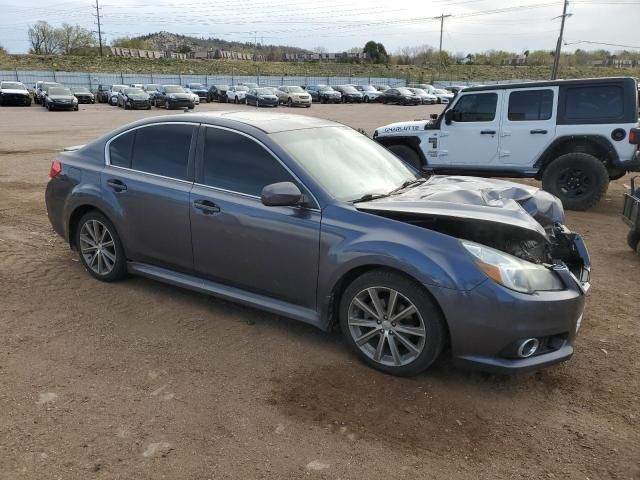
275 86 312 108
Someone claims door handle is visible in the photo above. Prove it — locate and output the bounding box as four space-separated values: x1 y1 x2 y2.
193 199 221 214
106 179 127 192
530 129 548 134
480 130 496 135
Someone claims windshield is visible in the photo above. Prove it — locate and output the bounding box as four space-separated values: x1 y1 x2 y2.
319 86 335 92
125 88 144 94
340 86 358 93
164 86 185 93
72 88 90 93
215 85 229 90
434 88 449 94
49 87 71 96
144 84 160 90
409 88 426 94
189 84 205 89
360 85 376 91
397 88 413 95
1 82 25 89
235 85 249 91
256 88 275 95
272 127 419 202
288 86 304 93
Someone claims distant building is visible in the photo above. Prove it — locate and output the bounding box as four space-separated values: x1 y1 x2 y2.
591 58 637 68
109 47 164 59
283 52 368 62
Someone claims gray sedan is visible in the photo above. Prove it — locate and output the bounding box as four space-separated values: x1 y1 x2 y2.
45 112 590 376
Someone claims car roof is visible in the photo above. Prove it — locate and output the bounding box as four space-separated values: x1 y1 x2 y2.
461 76 636 92
136 111 342 134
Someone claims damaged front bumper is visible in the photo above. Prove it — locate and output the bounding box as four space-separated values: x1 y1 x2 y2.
431 231 591 374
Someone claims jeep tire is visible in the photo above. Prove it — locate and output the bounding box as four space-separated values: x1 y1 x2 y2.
388 144 422 170
541 152 609 211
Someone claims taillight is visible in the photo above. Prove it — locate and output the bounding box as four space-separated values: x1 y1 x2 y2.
630 128 640 145
49 160 62 179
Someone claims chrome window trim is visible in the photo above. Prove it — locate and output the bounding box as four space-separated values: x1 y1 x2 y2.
199 124 321 210
104 121 200 183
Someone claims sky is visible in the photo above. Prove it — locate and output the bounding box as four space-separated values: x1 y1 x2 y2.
0 0 639 55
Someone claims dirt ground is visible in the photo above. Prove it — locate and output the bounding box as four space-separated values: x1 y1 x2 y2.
0 101 638 480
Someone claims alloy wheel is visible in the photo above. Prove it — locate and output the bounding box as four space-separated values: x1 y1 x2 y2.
347 287 426 367
79 220 117 276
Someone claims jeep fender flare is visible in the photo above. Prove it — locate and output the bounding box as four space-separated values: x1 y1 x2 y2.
374 135 427 165
533 135 620 179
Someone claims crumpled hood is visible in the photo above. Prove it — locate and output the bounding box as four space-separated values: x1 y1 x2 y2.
355 176 565 240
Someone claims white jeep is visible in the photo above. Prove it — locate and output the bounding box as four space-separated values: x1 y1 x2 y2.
374 77 640 210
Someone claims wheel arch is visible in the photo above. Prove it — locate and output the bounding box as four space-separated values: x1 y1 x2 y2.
325 264 451 347
534 135 619 179
68 204 117 251
374 136 426 166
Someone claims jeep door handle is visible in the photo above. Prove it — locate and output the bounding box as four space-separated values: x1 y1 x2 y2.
193 199 221 214
480 130 496 135
530 129 548 134
106 179 127 192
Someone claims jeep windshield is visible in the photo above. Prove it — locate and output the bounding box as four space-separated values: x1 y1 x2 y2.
272 126 420 202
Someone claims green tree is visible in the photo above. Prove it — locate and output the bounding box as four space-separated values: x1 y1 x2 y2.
363 40 388 64
111 36 153 50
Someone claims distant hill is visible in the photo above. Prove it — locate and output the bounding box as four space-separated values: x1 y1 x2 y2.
137 31 309 61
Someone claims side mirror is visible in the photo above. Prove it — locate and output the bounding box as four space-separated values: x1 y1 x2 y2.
261 182 303 207
444 109 454 125
430 113 438 120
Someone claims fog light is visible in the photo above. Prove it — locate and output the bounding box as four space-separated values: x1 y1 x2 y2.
517 338 540 358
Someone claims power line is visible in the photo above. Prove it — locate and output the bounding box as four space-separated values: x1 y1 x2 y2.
564 39 640 49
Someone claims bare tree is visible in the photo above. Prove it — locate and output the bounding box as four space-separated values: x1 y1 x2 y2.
57 23 96 54
28 21 59 54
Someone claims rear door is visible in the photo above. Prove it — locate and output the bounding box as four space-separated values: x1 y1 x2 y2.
103 122 197 271
499 87 557 166
436 90 502 166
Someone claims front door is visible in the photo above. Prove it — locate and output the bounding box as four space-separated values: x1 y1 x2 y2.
435 90 503 166
499 87 557 167
190 126 321 309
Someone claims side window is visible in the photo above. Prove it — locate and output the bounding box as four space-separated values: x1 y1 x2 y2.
202 128 294 196
451 93 498 122
564 85 624 120
508 89 554 121
131 124 194 180
109 131 135 168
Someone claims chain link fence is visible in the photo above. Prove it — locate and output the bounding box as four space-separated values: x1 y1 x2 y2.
0 70 409 90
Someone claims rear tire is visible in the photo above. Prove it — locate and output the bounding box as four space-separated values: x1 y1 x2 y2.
542 153 609 211
388 144 422 170
75 211 127 282
627 231 640 252
339 269 445 376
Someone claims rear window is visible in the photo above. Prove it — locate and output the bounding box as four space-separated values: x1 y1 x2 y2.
564 85 624 120
508 89 554 121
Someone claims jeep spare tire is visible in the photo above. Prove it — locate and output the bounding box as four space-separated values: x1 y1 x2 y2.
541 152 609 211
388 144 422 170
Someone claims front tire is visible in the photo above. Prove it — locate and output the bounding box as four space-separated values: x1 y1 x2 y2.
541 153 609 211
388 144 422 170
165 100 171 110
75 212 127 282
287 98 293 107
339 269 445 376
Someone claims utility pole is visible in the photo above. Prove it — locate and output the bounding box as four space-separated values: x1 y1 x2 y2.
93 0 104 56
551 0 570 80
438 14 452 67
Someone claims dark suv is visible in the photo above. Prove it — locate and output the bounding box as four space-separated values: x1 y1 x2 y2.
306 85 341 104
96 84 112 103
45 111 591 377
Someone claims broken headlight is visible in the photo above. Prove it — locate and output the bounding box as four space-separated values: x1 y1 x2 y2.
461 240 564 294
